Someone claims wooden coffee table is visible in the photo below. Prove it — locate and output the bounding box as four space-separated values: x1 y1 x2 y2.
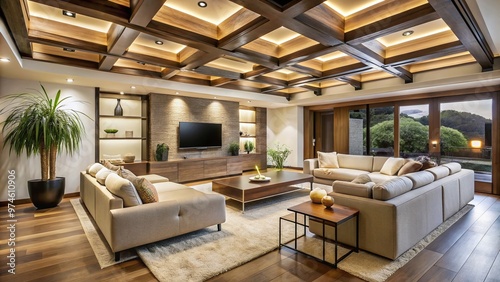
212 171 313 212
279 201 359 268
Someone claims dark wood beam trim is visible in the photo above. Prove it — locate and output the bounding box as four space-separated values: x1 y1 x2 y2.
394 67 413 84
180 51 221 71
129 0 166 26
233 48 280 69
211 78 236 87
161 68 180 79
428 0 494 71
194 66 242 80
336 77 362 90
218 17 278 51
168 75 211 86
122 51 180 69
218 83 262 93
385 41 466 66
0 0 31 56
283 19 342 46
286 64 322 78
346 3 440 45
262 85 286 93
100 24 140 70
250 76 288 87
300 85 322 96
243 66 274 79
279 45 337 67
111 66 161 78
289 62 371 86
31 52 98 69
147 20 218 48
28 30 108 54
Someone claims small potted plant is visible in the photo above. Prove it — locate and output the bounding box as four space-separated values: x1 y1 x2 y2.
244 140 255 154
155 143 169 161
228 142 240 156
267 143 291 170
104 128 118 137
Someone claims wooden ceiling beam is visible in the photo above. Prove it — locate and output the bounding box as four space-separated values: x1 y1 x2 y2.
250 76 288 87
211 78 237 87
194 66 242 80
286 64 322 78
28 30 108 54
280 45 337 67
261 85 286 93
122 51 180 69
428 0 494 71
129 0 166 26
336 77 362 90
218 18 279 51
218 83 262 93
161 68 180 79
346 3 440 45
32 52 98 69
0 0 32 56
385 41 466 66
168 75 211 86
243 66 274 79
300 85 322 96
111 66 161 78
180 51 222 71
100 24 140 70
289 62 371 86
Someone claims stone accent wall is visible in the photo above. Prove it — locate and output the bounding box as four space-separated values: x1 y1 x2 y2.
349 118 364 155
255 107 267 164
149 94 239 160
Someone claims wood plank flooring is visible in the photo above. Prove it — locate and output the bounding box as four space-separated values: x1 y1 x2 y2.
0 185 498 281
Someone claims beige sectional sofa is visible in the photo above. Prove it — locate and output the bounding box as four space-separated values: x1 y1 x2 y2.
80 164 226 261
304 153 474 259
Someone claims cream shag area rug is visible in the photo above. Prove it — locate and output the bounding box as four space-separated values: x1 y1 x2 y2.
72 183 473 282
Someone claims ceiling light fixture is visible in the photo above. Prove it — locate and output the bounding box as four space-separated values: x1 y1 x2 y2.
131 86 136 89
198 1 207 8
402 30 414 37
0 58 10 63
155 40 164 45
120 91 125 95
62 10 76 18
63 48 75 52
66 78 74 83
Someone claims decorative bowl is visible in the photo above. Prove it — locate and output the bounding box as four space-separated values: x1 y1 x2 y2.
123 153 135 163
310 187 327 204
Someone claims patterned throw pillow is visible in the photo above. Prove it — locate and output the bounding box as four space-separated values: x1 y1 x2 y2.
117 167 137 182
103 160 120 171
351 174 372 184
132 178 159 204
397 160 423 176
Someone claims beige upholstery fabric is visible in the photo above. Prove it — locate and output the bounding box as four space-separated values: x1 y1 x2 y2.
426 166 450 180
141 174 169 184
442 179 460 220
366 172 396 184
155 181 193 193
380 157 406 176
351 174 371 184
332 180 374 198
95 168 116 185
398 160 423 176
105 173 142 207
372 177 413 200
117 167 137 182
443 162 461 174
103 160 120 171
372 156 389 172
404 171 435 189
337 154 373 171
314 168 369 181
317 151 339 168
88 163 105 177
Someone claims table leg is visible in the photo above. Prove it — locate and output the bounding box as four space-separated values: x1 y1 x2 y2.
294 212 298 250
335 223 338 267
355 214 359 252
322 219 326 262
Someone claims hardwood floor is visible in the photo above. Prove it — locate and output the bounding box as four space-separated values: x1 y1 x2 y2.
0 186 498 281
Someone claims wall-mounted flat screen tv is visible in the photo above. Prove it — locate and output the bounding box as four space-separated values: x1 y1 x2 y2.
179 122 222 149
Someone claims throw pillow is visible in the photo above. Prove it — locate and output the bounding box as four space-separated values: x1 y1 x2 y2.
88 163 105 177
103 160 120 171
105 173 142 207
397 160 423 176
415 155 437 170
95 168 116 185
351 174 371 184
117 167 137 182
132 177 159 204
380 157 406 176
317 151 339 168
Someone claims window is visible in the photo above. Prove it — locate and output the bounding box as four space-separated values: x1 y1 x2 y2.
349 108 366 155
399 104 429 158
368 106 395 156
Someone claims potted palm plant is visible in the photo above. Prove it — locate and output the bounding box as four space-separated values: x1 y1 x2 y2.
0 84 88 209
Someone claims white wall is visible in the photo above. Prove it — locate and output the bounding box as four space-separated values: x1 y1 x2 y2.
267 106 304 168
0 78 95 201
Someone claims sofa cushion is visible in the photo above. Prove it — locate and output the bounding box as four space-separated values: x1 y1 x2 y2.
351 174 371 184
380 157 406 176
372 156 389 172
442 162 461 174
103 159 120 171
95 168 116 185
155 181 192 194
317 151 340 168
426 166 450 180
372 177 413 200
314 168 370 181
141 174 170 184
366 172 397 184
117 167 137 182
88 163 105 177
132 177 159 203
416 155 437 170
337 154 373 171
105 173 142 207
404 171 435 189
397 160 423 176
332 180 375 198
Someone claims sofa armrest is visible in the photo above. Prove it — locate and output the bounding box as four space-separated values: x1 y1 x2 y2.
303 158 319 175
109 200 182 252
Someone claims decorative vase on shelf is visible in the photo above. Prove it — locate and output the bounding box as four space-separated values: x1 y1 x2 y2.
114 99 123 116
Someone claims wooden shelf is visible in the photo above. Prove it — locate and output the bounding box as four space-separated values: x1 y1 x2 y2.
100 137 146 140
100 115 146 120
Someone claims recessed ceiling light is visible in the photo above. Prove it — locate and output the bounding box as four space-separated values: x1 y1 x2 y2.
214 96 217 99
66 78 74 83
175 91 179 95
131 86 136 89
62 10 76 18
402 30 414 37
155 40 163 45
63 48 75 52
120 91 125 95
0 58 10 63
198 1 207 8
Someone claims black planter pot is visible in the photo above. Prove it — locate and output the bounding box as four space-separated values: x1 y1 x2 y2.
28 177 65 209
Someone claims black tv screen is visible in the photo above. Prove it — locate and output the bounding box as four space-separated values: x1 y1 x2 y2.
179 122 222 149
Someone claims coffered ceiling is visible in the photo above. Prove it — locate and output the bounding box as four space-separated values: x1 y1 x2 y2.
0 0 498 101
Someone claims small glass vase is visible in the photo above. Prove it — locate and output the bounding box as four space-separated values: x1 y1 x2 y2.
114 99 123 116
